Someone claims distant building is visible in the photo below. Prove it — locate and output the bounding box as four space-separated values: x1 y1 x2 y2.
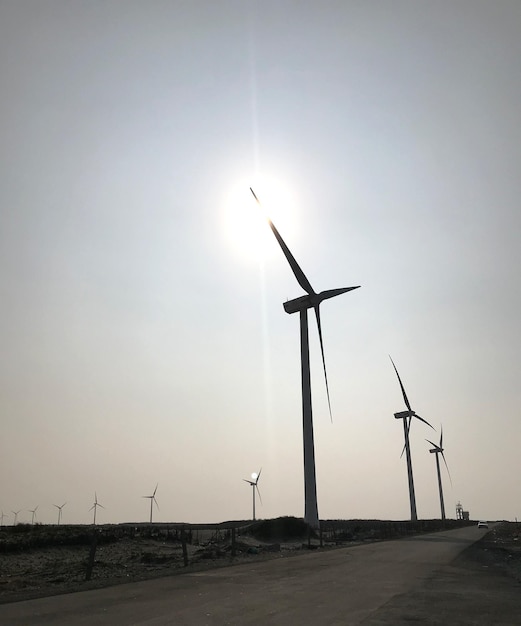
456 501 464 520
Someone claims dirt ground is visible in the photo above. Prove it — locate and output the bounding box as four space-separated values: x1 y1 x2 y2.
1 519 517 606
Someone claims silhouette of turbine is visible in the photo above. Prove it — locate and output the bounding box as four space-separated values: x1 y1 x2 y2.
251 188 360 529
390 356 434 521
12 510 20 525
243 469 262 520
53 502 67 525
426 426 452 521
0 511 7 526
90 493 104 525
142 483 159 523
29 506 39 525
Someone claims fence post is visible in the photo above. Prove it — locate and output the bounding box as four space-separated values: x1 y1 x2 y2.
85 530 98 581
182 529 189 567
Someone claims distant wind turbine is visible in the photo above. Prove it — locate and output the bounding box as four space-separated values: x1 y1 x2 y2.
426 426 452 521
12 510 20 525
29 506 39 525
251 188 360 529
142 484 159 523
53 502 67 525
243 469 262 521
0 511 7 526
390 356 434 521
90 493 104 525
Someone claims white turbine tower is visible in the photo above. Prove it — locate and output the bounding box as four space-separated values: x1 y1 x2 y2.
142 484 159 523
53 502 67 525
390 356 434 521
90 493 104 525
243 469 262 520
29 506 39 525
251 188 360 529
426 427 452 521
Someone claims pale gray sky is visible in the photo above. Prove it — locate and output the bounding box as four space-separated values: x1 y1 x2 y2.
1 1 520 525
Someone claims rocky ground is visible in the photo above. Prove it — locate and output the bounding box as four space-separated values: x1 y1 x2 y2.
1 517 514 606
464 521 521 582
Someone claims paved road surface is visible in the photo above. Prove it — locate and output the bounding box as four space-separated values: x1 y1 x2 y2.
1 525 520 625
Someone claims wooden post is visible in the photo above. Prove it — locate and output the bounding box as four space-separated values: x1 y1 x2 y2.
182 529 189 567
85 531 98 581
231 527 236 557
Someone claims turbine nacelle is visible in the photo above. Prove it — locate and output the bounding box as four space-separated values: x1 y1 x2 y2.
283 287 360 314
394 410 415 420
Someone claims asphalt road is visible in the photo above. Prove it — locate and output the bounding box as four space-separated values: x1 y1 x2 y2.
1 525 520 625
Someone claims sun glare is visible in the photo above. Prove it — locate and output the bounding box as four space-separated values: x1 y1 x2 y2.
223 175 297 261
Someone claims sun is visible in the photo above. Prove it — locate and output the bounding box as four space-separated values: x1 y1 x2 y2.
223 174 298 261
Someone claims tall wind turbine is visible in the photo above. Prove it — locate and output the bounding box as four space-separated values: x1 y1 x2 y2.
426 427 452 521
243 469 262 520
29 506 39 525
90 493 104 525
390 356 434 521
12 510 20 525
251 188 360 529
53 502 67 525
142 483 159 523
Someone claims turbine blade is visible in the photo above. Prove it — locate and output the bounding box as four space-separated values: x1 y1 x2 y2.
314 304 333 421
256 484 263 505
153 483 158 496
250 187 314 295
318 286 360 302
153 497 160 510
441 450 453 486
243 479 253 485
414 413 435 430
256 468 262 484
425 439 440 450
389 356 412 412
439 426 443 449
400 414 412 457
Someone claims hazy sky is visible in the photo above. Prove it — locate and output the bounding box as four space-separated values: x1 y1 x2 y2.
1 1 520 526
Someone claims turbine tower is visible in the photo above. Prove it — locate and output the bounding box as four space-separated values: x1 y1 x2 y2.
251 188 360 529
90 493 104 525
142 483 159 523
243 469 262 520
53 502 67 525
0 511 7 526
390 356 434 521
29 506 39 525
426 427 452 521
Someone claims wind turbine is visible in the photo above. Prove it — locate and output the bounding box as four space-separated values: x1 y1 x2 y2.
142 483 159 523
390 356 434 521
12 510 20 525
0 511 7 526
53 502 67 525
29 506 39 525
251 188 360 529
426 427 452 521
243 469 262 521
90 493 104 525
